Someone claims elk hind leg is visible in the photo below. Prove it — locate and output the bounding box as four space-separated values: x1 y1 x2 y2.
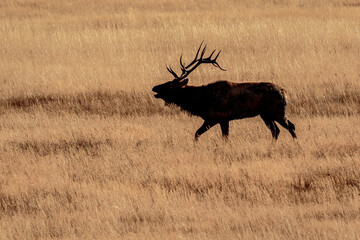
261 116 280 140
276 118 297 139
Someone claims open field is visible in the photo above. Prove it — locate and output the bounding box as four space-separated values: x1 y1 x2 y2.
0 0 360 239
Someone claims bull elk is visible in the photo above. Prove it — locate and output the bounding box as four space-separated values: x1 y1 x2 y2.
152 43 297 141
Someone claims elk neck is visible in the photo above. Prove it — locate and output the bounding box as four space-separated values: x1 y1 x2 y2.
171 85 205 116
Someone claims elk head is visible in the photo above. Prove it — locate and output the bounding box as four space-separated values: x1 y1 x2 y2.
152 42 226 103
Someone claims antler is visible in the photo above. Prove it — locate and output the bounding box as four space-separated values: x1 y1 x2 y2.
167 42 226 81
166 65 179 79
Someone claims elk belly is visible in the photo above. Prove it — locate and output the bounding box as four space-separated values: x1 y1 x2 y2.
208 110 232 121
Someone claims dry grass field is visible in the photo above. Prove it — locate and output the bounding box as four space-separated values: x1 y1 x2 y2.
1 0 360 239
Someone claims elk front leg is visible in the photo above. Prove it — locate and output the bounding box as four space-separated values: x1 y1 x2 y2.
220 121 229 139
195 121 216 141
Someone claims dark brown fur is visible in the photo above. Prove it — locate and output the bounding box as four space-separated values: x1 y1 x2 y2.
153 80 297 140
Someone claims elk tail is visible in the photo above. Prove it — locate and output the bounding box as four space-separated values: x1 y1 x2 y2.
279 88 288 110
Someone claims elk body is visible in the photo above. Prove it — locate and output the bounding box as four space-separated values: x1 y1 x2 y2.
152 43 297 141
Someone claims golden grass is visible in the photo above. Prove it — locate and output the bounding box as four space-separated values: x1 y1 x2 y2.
0 0 359 239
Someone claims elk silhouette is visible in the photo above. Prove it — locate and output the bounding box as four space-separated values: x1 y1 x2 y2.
152 43 297 141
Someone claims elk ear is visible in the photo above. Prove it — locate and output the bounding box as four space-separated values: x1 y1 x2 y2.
179 78 188 87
